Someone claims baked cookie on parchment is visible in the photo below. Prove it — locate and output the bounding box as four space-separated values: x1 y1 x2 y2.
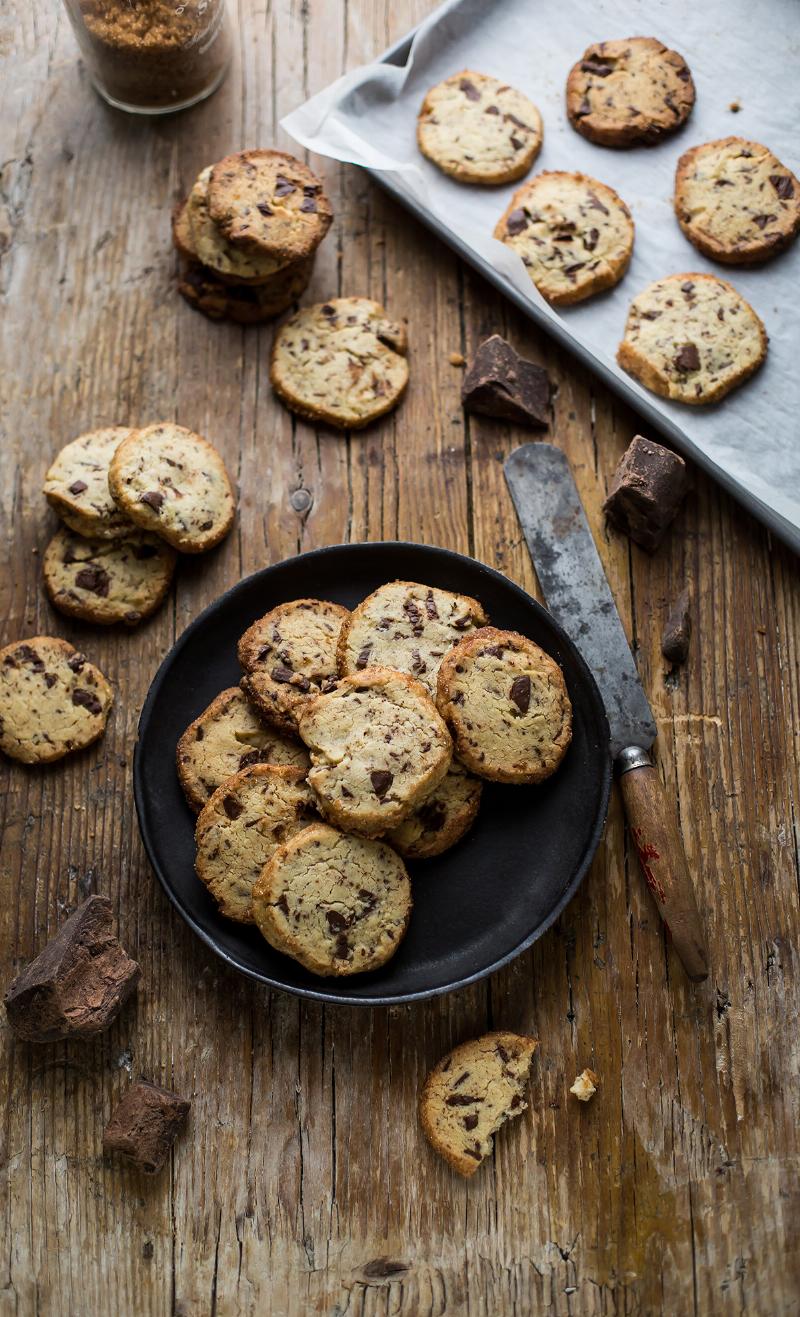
42 527 176 627
566 37 695 148
417 70 543 185
494 171 634 305
617 272 768 405
43 427 137 540
674 138 800 265
208 150 333 260
252 822 412 977
0 637 113 765
386 759 482 860
238 598 350 735
176 686 310 813
420 1032 538 1177
270 298 409 430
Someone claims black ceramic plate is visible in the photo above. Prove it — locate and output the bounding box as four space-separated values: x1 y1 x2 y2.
134 543 611 1006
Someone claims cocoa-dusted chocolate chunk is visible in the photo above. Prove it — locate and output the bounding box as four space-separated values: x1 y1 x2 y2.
661 588 692 664
103 1080 190 1175
4 896 140 1043
461 335 550 428
603 435 688 552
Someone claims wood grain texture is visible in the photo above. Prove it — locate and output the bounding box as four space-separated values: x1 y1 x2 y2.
1 2 799 1314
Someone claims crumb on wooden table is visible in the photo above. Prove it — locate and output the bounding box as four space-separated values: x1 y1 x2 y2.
570 1068 599 1102
449 352 466 367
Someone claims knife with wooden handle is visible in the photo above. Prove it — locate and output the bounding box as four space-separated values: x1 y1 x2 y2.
505 442 709 983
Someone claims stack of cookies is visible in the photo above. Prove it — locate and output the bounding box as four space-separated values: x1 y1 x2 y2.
171 149 333 324
176 581 573 980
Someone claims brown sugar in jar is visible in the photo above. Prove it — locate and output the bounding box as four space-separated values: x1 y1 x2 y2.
64 0 232 114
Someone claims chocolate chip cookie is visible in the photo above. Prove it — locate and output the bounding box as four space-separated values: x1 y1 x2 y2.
420 1032 538 1176
43 427 137 539
194 764 316 923
338 580 487 698
177 687 310 813
43 526 176 627
208 150 333 260
386 759 482 860
617 273 768 404
436 627 572 784
108 423 235 553
252 822 412 976
494 171 634 305
186 167 289 284
417 70 543 185
566 37 695 148
238 599 350 735
177 256 312 324
0 637 113 765
674 138 800 265
298 666 452 837
270 298 409 430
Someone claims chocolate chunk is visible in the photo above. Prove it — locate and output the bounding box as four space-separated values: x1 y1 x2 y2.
496 1043 509 1062
222 794 242 820
586 191 609 215
68 480 88 495
425 590 439 620
463 1113 479 1130
72 687 103 715
603 435 688 553
326 910 350 933
300 196 317 213
403 599 423 634
355 645 372 669
273 174 296 197
509 675 531 714
674 343 700 372
445 1093 479 1106
74 565 111 597
461 334 550 428
581 59 613 76
4 895 140 1043
256 201 272 217
770 174 794 199
67 652 85 672
418 799 447 833
140 490 164 512
16 645 44 671
459 78 481 101
370 770 393 799
505 208 528 236
271 666 311 693
103 1080 190 1175
334 933 349 959
661 588 692 664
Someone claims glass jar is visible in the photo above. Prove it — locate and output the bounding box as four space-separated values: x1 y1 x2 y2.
63 0 232 115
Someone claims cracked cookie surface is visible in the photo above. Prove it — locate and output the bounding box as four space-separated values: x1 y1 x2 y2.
43 526 176 627
436 627 572 784
494 171 633 305
44 427 137 539
617 272 768 405
298 666 452 837
566 37 695 147
420 1031 538 1176
386 759 482 860
0 637 113 765
674 138 800 265
194 764 316 923
417 70 542 185
270 298 409 430
108 423 235 553
208 149 332 260
177 687 310 813
338 581 487 698
252 822 412 976
238 599 350 736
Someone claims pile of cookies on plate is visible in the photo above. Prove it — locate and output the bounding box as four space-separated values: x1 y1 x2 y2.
176 581 573 978
417 38 800 405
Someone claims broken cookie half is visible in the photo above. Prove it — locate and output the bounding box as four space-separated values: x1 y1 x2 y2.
419 1031 538 1176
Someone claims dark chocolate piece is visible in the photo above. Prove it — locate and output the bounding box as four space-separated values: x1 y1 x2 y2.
661 588 692 664
4 896 140 1043
602 435 688 553
461 335 550 428
103 1080 190 1175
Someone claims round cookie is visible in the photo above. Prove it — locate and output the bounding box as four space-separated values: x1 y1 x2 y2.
386 760 482 860
494 172 634 305
43 526 176 627
208 150 333 260
566 37 695 148
108 423 235 554
338 580 487 699
43 427 137 540
674 138 800 266
186 167 289 285
194 764 316 923
177 256 313 324
420 1032 538 1177
417 70 543 185
0 637 113 765
238 599 350 735
297 666 452 837
436 627 572 785
252 822 412 977
177 687 310 813
270 298 409 430
617 272 768 405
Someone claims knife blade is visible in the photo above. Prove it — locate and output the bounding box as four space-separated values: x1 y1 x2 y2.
505 442 709 983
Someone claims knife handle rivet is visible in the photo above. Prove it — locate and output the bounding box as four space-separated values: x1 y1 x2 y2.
616 745 652 776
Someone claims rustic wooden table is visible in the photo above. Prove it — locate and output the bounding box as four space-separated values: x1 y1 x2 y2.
2 2 799 1314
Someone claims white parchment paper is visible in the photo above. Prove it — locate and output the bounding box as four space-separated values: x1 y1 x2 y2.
283 0 800 551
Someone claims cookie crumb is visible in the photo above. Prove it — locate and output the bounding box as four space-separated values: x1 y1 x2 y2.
570 1068 599 1102
449 352 466 367
729 100 741 113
